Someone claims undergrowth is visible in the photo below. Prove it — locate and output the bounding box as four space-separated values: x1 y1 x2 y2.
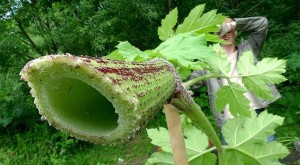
0 111 166 164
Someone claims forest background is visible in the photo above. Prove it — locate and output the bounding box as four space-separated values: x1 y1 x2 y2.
0 0 299 164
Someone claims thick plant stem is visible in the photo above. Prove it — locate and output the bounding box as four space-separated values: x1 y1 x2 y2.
164 104 188 165
20 54 177 144
172 98 224 165
170 82 223 164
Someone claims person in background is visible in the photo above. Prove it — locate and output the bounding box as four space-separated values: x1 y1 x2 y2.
188 17 280 143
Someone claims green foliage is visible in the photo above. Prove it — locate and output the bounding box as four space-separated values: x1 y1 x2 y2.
286 52 300 82
175 5 225 35
146 123 217 165
223 111 284 145
238 51 287 99
154 33 212 71
0 123 78 164
158 8 178 41
106 4 225 79
0 68 36 128
0 0 166 57
213 50 287 118
110 41 150 61
222 111 289 165
146 112 289 165
215 82 251 117
0 120 159 164
175 4 206 34
267 51 300 143
205 44 229 74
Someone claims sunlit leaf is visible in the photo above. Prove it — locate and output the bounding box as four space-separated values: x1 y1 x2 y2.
223 111 284 146
175 4 205 34
146 124 216 165
158 8 178 41
105 41 149 62
205 33 227 44
147 127 172 153
215 82 251 117
222 111 289 165
206 44 230 74
175 5 225 35
238 51 287 99
154 32 214 71
104 50 124 60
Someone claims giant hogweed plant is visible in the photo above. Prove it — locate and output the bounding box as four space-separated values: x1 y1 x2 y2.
20 4 289 164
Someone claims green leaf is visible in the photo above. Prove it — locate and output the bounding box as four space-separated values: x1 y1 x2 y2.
215 82 251 117
189 153 217 165
146 152 174 165
222 111 289 165
238 51 287 99
184 125 208 154
206 44 230 74
147 127 172 153
175 4 205 34
223 111 284 146
146 124 216 165
106 41 149 62
104 50 124 60
205 33 227 44
178 67 192 80
184 126 217 165
155 32 214 71
175 4 225 35
224 143 289 165
158 8 178 41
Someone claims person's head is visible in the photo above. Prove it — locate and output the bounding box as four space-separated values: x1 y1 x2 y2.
220 18 237 46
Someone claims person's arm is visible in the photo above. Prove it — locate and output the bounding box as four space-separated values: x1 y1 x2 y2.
234 17 268 57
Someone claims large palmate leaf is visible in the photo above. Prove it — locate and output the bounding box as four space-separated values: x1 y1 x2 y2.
222 111 289 165
215 82 251 117
223 142 289 165
158 8 178 41
222 111 284 146
154 32 214 71
146 125 216 165
238 51 287 99
175 4 225 35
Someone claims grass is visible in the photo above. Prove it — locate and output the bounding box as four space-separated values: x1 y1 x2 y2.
0 111 167 165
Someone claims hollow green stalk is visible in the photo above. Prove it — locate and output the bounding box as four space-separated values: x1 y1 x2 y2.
20 54 177 144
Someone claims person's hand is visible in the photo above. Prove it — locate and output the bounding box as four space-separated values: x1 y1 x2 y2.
219 23 232 37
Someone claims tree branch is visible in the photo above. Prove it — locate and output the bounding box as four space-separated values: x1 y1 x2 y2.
14 17 43 56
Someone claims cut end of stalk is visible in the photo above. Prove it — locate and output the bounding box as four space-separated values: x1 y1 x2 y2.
20 54 177 144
